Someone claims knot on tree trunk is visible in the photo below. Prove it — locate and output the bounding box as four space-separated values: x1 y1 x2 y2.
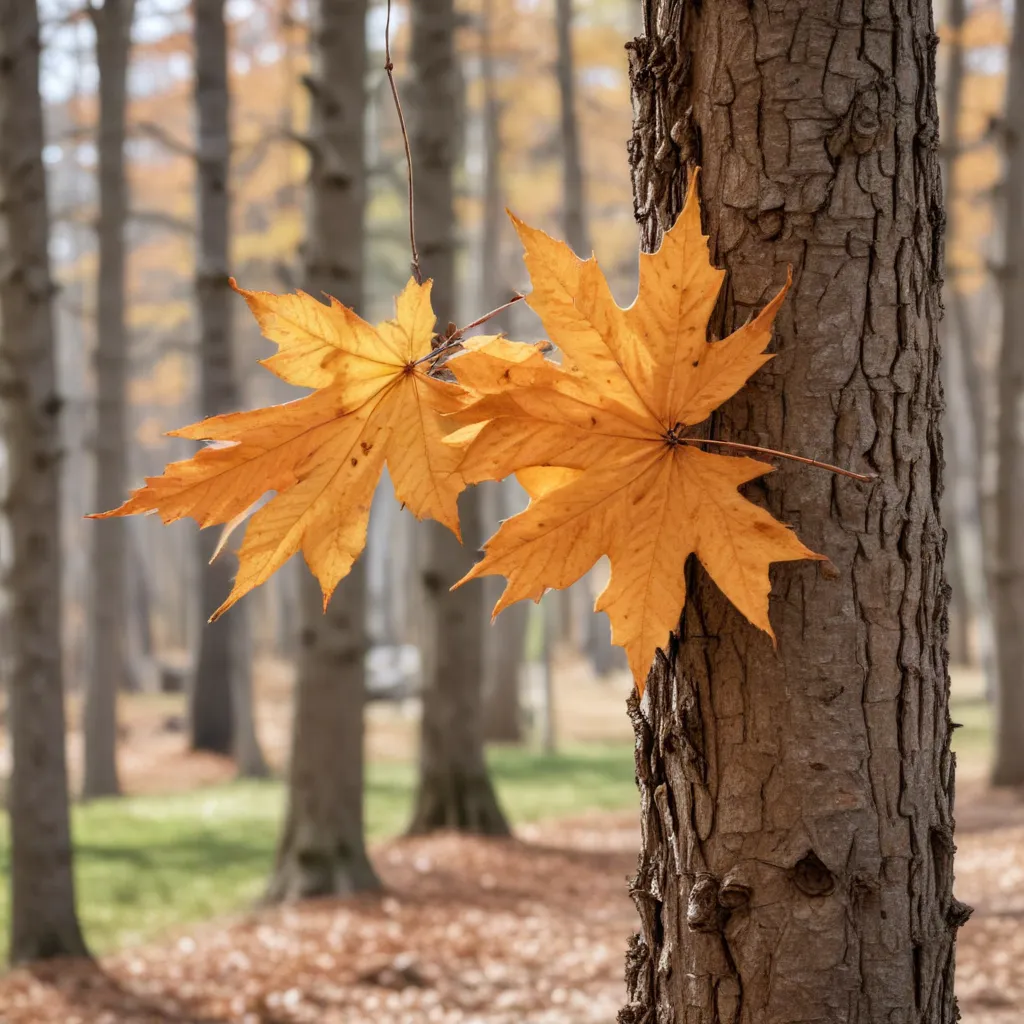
792 850 836 897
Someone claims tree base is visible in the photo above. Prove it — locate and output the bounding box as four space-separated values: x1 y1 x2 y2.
10 924 89 965
407 769 510 836
265 840 381 903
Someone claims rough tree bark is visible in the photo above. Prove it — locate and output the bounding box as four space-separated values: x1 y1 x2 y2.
190 0 268 775
407 0 509 834
619 1 966 1021
992 1 1024 786
266 0 380 898
84 0 135 799
0 0 89 962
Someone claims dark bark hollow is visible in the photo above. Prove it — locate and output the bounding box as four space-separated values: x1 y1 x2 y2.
620 1 967 1021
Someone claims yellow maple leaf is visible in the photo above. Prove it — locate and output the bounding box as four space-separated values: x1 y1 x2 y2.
447 183 823 690
91 279 467 618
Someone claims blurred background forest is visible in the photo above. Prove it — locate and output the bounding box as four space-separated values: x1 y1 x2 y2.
0 0 1022 1019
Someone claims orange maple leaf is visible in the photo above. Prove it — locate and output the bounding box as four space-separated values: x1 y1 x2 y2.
91 279 467 618
447 184 824 690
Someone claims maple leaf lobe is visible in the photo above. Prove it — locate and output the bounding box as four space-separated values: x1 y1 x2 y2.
449 184 818 690
90 278 467 616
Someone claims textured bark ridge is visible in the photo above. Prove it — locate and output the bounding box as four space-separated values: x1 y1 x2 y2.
1 0 89 962
620 1 965 1021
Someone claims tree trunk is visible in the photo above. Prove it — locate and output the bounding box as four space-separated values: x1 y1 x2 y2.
267 570 378 899
551 0 592 654
407 0 508 834
620 2 965 1021
84 0 135 799
479 0 511 326
483 599 527 742
410 493 510 834
477 16 526 745
943 522 968 664
266 0 380 898
0 0 89 962
554 0 587 256
191 0 267 774
481 481 527 744
939 0 994 678
992 1 1024 786
403 0 507 831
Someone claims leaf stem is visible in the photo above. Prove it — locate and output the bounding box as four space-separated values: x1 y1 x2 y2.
384 0 421 284
681 437 875 482
412 293 525 366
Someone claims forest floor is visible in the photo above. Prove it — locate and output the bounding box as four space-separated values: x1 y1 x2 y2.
0 784 1020 1023
0 661 1018 1022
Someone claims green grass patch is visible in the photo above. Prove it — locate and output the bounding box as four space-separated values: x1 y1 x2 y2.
0 742 636 955
0 690 993 960
950 693 993 775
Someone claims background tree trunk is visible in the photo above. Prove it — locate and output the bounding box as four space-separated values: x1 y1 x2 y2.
992 1 1024 785
191 0 267 774
482 481 528 744
477 29 526 745
620 1 965 1021
555 0 587 257
482 598 527 742
84 0 135 799
939 0 994 678
554 0 600 660
0 0 89 962
410 492 510 834
267 571 379 898
266 0 380 898
407 0 508 835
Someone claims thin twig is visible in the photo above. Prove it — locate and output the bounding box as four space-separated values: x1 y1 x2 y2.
412 294 525 366
384 0 421 284
681 437 875 482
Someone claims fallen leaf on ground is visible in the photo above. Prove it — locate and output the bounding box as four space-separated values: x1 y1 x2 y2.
0 796 1017 1024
